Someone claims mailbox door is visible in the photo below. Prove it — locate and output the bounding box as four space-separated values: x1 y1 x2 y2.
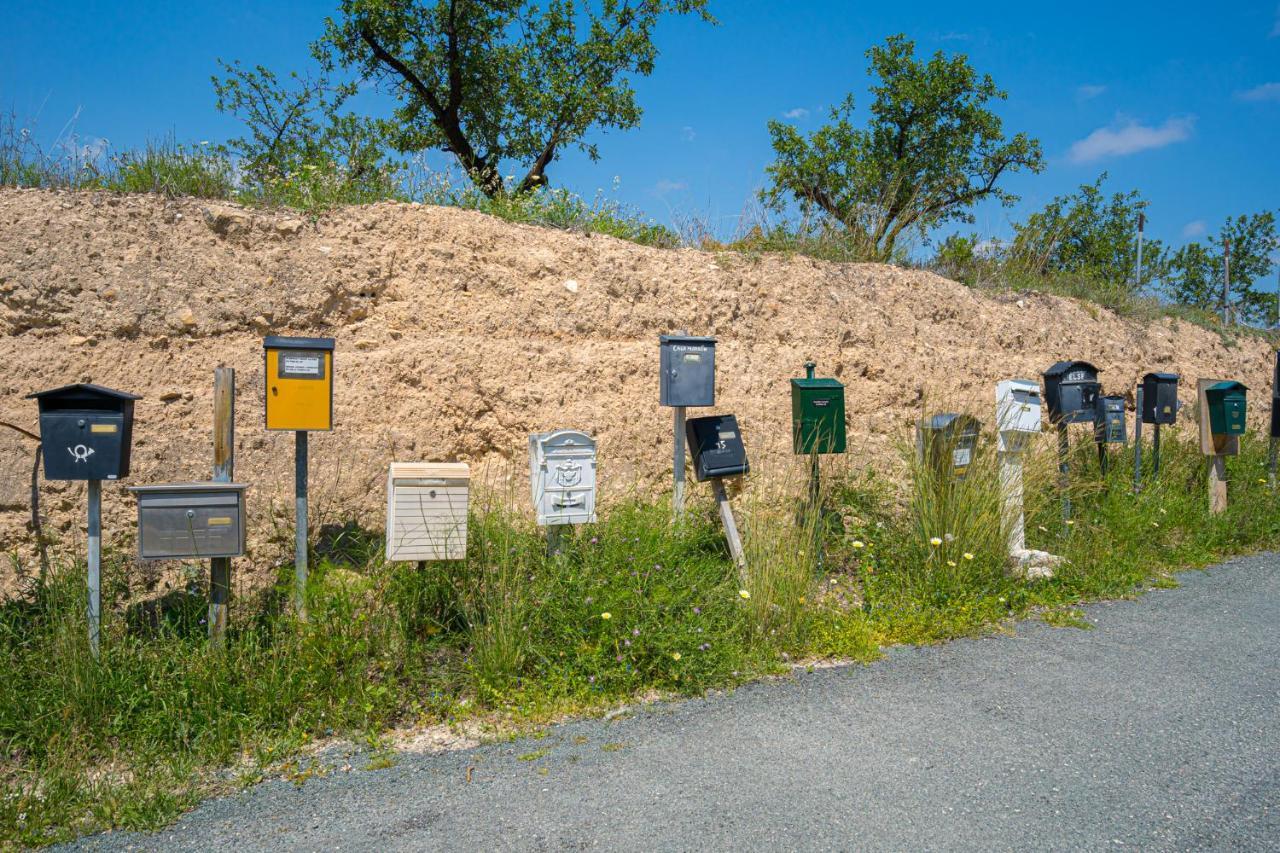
687 416 748 481
138 491 243 560
1223 396 1247 435
40 411 127 480
1152 383 1178 425
660 342 715 407
265 348 333 431
792 385 846 455
389 478 468 560
537 450 596 525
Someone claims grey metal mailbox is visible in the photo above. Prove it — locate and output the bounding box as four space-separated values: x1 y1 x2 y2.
659 334 716 407
686 414 749 480
1042 361 1101 425
129 483 247 560
1095 395 1127 444
27 383 141 481
528 429 598 526
918 413 982 481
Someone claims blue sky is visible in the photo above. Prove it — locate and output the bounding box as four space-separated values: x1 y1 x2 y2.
2 0 1277 255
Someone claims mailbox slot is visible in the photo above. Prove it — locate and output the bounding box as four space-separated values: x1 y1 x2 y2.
386 463 469 561
130 482 247 560
918 413 982 481
1095 395 1127 444
529 429 598 526
791 363 846 454
1140 372 1179 425
1042 361 1101 425
1205 381 1248 436
27 383 141 481
264 336 335 431
659 334 716 407
685 414 749 481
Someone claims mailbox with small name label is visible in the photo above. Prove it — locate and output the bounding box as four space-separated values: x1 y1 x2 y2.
685 414 749 481
129 483 247 560
1141 372 1179 425
529 430 598 526
918 413 982 481
26 383 141 481
791 362 846 455
1095 395 1127 444
996 379 1042 452
386 463 470 562
1205 381 1248 436
264 336 335 431
659 334 716 407
1042 361 1101 425
1270 353 1280 439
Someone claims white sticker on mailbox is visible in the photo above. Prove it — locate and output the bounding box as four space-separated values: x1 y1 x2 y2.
953 448 972 468
279 352 325 380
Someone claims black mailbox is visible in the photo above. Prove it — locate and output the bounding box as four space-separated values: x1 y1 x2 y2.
1141 372 1179 425
1271 353 1280 439
659 334 716 407
685 414 749 481
918 413 982 481
1042 361 1101 425
1095 395 1127 444
26 383 141 481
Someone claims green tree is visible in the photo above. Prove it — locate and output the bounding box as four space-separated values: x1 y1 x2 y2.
315 0 712 198
1165 212 1279 324
761 34 1043 261
1007 173 1164 288
211 60 396 202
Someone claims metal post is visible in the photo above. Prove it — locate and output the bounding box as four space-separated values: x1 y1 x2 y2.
1271 349 1279 490
1153 423 1162 478
294 430 308 617
711 478 746 581
1222 238 1231 325
210 368 234 645
1098 435 1108 477
86 479 101 658
1133 386 1144 493
1058 423 1071 523
809 452 823 570
673 406 687 521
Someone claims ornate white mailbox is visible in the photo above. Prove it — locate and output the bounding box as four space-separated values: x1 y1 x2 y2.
385 463 470 561
528 430 598 526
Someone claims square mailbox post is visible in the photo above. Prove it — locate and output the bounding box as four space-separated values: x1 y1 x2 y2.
997 380 1042 555
1135 372 1179 491
26 383 142 657
263 336 334 617
529 430 598 554
1042 361 1101 523
685 413 749 575
1198 379 1249 515
659 333 716 521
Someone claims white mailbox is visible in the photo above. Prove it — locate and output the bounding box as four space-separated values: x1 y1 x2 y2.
386 463 470 562
996 379 1043 452
529 430 598 526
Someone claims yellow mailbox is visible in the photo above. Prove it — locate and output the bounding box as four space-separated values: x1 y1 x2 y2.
263 336 335 431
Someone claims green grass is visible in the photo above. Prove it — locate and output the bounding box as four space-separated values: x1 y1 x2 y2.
4 428 1279 846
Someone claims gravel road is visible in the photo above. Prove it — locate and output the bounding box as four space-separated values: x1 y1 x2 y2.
72 553 1280 851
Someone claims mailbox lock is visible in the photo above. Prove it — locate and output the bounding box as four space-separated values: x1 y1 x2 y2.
428 489 437 499
77 418 86 427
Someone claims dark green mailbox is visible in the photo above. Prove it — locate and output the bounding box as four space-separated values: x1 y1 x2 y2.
1206 381 1248 436
791 362 846 454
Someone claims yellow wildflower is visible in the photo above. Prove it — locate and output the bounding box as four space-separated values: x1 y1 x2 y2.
601 612 612 620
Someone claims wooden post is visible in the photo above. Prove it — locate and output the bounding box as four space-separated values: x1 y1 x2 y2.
711 478 746 581
1197 378 1238 514
1208 455 1228 515
294 430 308 618
86 479 102 659
672 406 687 521
209 368 234 645
1133 386 1144 493
999 450 1025 554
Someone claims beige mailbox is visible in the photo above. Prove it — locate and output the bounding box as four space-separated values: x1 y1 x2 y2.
385 463 470 562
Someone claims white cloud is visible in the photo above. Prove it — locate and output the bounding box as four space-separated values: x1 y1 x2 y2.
1236 82 1280 102
782 107 809 120
653 179 687 196
1076 84 1107 101
1272 4 1280 37
1181 220 1207 239
939 31 971 42
1067 116 1195 163
680 126 696 142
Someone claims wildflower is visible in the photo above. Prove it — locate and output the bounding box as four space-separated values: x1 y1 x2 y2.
632 628 639 636
672 652 682 661
1150 521 1160 528
1037 525 1048 532
739 589 751 600
1158 508 1167 515
852 540 865 549
692 606 701 615
929 537 942 546
1260 478 1269 485
1065 519 1075 526
699 643 710 651
624 639 631 647
947 560 957 567
944 533 955 542
998 596 1007 604
963 553 974 561
589 675 596 684
616 654 623 662
601 612 611 620
590 537 599 544
798 596 806 604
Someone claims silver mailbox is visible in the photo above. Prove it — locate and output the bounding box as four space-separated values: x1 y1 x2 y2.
529 429 598 526
129 482 247 560
996 379 1042 451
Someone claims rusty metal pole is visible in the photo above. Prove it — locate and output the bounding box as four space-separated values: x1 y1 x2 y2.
209 368 234 644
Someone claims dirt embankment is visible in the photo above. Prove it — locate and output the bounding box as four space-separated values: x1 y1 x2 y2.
0 188 1273 584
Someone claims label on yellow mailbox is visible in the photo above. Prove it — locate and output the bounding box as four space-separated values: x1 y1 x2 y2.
264 336 335 431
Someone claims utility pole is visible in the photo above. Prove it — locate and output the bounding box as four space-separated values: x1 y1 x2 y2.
1135 212 1145 291
1222 238 1231 325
